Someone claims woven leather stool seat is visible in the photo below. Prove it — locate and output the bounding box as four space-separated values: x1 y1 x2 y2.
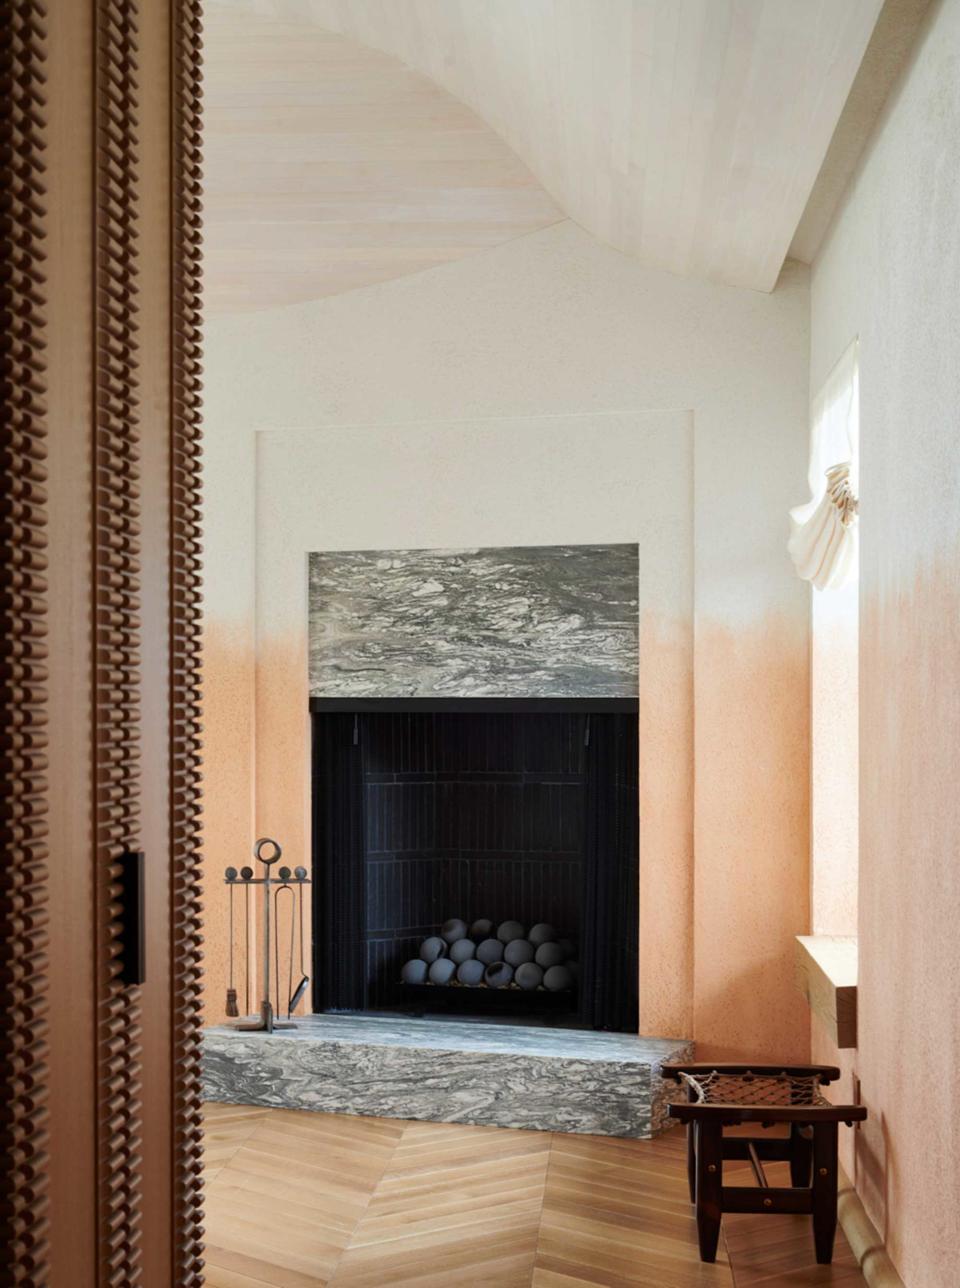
664 1063 867 1264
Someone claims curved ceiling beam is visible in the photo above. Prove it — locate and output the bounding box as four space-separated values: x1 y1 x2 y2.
296 0 884 292
203 2 562 312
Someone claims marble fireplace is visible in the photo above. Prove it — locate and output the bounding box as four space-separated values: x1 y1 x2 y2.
202 540 695 1138
308 542 641 1033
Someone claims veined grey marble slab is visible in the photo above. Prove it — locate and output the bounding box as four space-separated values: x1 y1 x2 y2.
203 1015 693 1139
308 543 639 698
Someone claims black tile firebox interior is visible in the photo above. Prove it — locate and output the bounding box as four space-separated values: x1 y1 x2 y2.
312 703 639 1032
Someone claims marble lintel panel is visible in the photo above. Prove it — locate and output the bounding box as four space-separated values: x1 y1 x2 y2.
308 543 639 698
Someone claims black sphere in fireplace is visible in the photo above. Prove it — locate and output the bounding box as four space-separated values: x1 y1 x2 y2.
401 918 578 992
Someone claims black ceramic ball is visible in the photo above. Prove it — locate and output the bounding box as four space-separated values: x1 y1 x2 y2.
457 959 485 986
484 961 514 988
449 938 476 965
535 942 565 969
294 865 307 880
504 938 534 967
528 923 556 947
476 937 504 965
224 866 238 881
543 964 573 992
497 920 525 944
240 866 254 880
469 918 494 939
515 962 544 991
429 957 456 985
401 958 428 985
278 865 291 882
441 917 468 944
419 936 446 963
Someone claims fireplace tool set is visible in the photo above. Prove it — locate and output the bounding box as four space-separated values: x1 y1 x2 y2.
223 837 311 1033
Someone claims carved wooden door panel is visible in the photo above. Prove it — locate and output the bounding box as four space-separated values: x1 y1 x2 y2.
1 3 204 1284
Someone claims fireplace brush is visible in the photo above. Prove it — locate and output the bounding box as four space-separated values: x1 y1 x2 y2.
224 837 312 1034
288 866 310 1014
273 875 295 1019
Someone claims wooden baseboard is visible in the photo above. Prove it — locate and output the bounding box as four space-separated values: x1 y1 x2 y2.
837 1166 904 1287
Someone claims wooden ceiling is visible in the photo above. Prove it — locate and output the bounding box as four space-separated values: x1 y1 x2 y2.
203 3 562 312
292 0 885 292
205 0 887 306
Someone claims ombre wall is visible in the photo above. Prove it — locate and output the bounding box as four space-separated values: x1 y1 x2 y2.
202 217 812 1061
810 1 960 1281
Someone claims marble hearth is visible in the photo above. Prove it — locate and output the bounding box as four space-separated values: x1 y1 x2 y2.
203 1015 693 1139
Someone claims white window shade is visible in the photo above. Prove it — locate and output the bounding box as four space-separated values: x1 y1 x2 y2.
789 339 859 590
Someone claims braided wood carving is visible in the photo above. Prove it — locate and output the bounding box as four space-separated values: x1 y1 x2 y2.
171 1 206 1280
93 1 144 1281
0 5 51 1282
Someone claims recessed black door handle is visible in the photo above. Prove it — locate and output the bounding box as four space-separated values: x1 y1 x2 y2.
119 849 146 986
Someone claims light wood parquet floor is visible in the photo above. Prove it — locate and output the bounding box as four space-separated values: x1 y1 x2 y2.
203 1103 866 1287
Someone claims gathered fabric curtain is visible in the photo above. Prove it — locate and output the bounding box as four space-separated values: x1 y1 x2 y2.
789 339 859 590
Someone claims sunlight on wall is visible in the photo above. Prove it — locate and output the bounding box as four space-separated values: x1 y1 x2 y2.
810 344 860 936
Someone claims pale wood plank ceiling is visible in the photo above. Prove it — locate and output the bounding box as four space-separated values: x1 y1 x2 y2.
206 0 887 304
203 2 563 313
291 0 885 292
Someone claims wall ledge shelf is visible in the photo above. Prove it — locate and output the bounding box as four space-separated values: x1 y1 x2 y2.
795 935 858 1049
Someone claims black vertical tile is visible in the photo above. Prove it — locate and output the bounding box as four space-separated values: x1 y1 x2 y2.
320 707 635 1024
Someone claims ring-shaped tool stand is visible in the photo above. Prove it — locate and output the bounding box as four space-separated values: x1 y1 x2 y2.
231 836 311 1033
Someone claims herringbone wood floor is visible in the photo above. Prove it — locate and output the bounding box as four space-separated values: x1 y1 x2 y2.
203 1103 865 1287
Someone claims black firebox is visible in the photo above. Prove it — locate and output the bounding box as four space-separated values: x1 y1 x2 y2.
311 698 639 1032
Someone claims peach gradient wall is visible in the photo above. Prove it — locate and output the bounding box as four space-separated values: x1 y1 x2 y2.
811 1 960 1280
203 218 812 1056
253 415 695 1038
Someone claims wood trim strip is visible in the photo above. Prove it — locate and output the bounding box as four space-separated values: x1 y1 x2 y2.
170 1 205 1280
795 935 858 1049
838 1165 906 1287
0 3 52 1280
93 1 145 1282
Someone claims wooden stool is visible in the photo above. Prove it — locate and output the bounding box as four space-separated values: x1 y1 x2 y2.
663 1063 866 1264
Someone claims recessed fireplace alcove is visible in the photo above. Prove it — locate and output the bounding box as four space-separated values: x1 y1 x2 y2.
203 542 693 1139
311 699 639 1032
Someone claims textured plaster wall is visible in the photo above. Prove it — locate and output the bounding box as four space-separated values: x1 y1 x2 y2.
255 414 692 1038
810 577 859 1182
811 579 859 937
810 1 960 1281
203 218 811 1056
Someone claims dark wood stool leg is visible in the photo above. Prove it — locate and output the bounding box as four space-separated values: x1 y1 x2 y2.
790 1122 813 1186
695 1119 723 1262
811 1121 839 1264
687 1121 697 1202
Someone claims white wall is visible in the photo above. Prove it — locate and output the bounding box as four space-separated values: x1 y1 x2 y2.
204 218 812 1056
810 0 960 1281
257 413 692 656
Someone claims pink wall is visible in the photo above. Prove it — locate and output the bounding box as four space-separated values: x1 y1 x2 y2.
811 1 960 1278
203 219 812 1060
695 619 810 1061
200 624 256 1024
856 559 960 1280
